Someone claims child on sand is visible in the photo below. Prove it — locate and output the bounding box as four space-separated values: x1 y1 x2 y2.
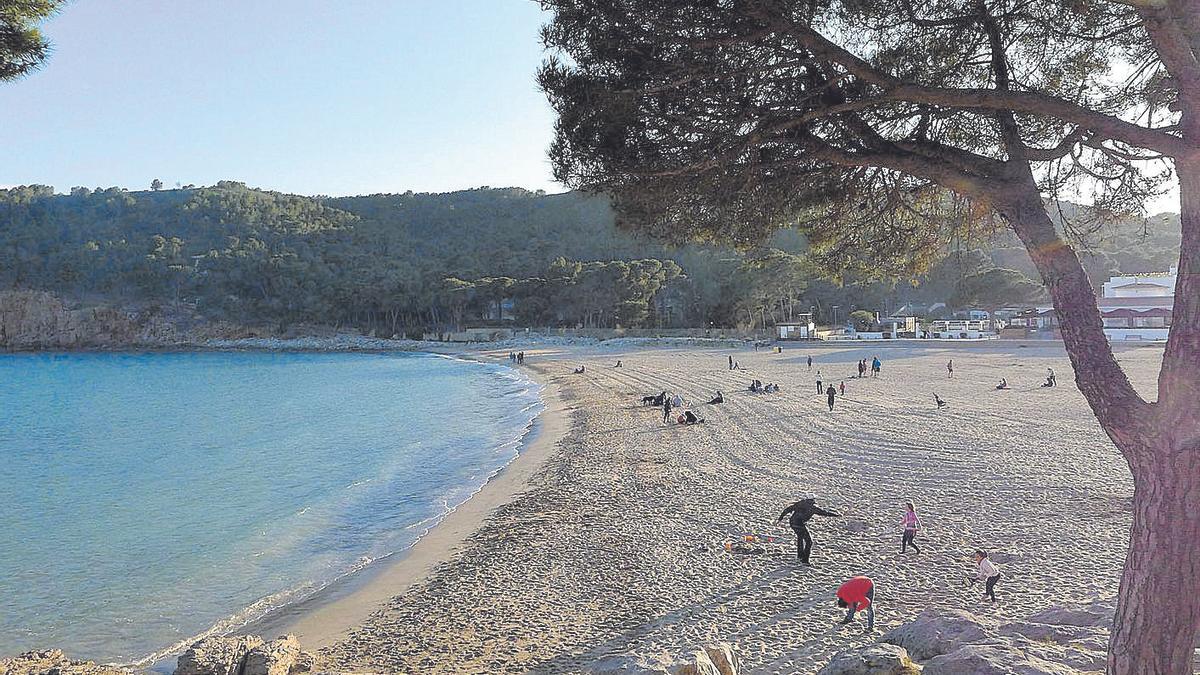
973 550 1002 603
839 381 845 396
900 502 921 554
836 576 875 633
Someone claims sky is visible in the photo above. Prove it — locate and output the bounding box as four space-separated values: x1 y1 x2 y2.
0 0 563 196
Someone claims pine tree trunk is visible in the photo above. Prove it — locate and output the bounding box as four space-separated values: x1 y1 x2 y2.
1109 451 1200 674
994 184 1198 673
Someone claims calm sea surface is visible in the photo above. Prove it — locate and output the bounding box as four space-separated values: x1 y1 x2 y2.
0 351 542 663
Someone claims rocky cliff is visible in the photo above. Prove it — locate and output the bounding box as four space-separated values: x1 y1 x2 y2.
0 291 291 351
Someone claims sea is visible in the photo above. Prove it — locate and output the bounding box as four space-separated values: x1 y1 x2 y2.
0 351 543 664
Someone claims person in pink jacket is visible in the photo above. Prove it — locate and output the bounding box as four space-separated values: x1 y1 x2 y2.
900 501 922 554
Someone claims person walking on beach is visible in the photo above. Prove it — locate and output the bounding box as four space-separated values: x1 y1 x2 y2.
816 376 823 395
777 498 839 565
972 550 1002 603
839 381 846 396
728 354 734 370
900 502 922 554
836 576 875 633
947 359 954 378
807 355 813 371
872 356 881 377
663 394 673 424
826 384 837 411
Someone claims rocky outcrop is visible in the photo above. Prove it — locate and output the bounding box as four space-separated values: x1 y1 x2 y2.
0 291 178 350
880 608 992 660
586 643 739 675
174 636 312 675
820 601 1120 674
175 636 265 675
0 650 133 675
242 636 306 675
921 642 1079 675
816 643 920 675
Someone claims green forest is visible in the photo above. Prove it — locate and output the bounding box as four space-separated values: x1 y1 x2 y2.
0 182 1182 336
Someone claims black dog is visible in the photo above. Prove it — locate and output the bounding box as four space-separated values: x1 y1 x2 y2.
641 395 658 405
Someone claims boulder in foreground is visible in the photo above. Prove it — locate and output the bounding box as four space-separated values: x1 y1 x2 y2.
175 635 312 675
922 641 1080 675
880 608 992 661
0 649 133 675
816 643 920 675
586 643 739 675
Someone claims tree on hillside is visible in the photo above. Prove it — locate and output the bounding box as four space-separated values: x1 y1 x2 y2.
539 1 1199 671
0 1 61 81
950 267 1047 310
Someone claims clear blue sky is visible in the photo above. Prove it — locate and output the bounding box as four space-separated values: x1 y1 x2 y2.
1 1 562 196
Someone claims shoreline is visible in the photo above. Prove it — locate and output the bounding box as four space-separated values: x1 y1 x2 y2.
238 354 569 652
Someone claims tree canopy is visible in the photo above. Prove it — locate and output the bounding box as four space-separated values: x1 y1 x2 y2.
0 0 60 81
539 0 1199 671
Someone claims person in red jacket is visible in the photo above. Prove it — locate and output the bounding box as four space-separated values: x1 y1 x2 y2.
836 576 875 633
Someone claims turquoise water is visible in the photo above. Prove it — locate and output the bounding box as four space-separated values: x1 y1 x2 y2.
0 351 542 664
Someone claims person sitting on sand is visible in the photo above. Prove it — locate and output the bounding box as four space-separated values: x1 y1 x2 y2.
679 410 704 425
670 393 684 408
708 391 724 404
574 366 585 374
996 378 1008 390
764 383 779 393
934 393 947 409
972 550 1002 603
836 576 875 633
615 360 622 368
749 380 762 393
826 384 837 411
900 501 922 554
777 498 839 565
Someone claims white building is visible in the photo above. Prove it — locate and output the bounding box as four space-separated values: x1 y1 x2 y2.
1102 267 1178 298
1098 268 1175 341
777 314 816 340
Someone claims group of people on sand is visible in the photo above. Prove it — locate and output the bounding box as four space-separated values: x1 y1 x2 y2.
994 367 1058 390
507 351 525 365
642 390 704 425
776 497 1004 633
749 380 780 393
855 356 881 378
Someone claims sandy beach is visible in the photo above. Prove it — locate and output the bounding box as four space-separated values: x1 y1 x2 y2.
298 341 1154 673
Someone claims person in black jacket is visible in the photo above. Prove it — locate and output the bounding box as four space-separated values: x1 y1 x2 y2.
777 498 839 565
